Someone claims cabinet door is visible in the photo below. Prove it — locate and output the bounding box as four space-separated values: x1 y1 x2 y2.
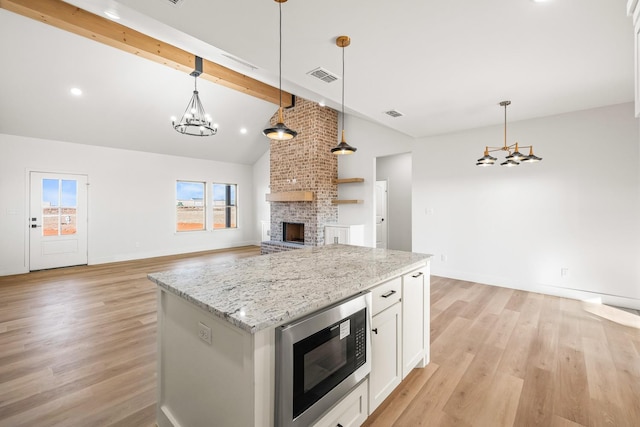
325 226 349 245
369 303 402 412
312 379 368 427
402 269 427 378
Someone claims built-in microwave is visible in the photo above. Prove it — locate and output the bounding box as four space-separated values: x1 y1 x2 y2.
275 291 372 427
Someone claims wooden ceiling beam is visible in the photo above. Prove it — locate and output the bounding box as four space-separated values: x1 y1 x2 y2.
0 0 293 107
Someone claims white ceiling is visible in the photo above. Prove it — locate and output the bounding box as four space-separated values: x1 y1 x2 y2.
0 0 634 165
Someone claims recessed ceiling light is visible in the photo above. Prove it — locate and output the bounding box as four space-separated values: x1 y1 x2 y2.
240 128 248 134
531 0 551 3
70 87 82 96
104 10 120 20
318 101 326 107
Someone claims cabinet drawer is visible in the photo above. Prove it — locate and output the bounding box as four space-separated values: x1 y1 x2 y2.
312 379 368 427
370 277 401 315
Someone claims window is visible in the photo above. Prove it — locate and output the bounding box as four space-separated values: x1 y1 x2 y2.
42 178 77 236
176 181 205 231
213 183 237 229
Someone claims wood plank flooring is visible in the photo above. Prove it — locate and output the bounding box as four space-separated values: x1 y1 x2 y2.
364 276 640 427
0 246 259 427
1 248 639 426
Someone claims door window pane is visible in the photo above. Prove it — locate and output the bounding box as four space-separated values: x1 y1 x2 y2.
176 181 205 231
42 179 77 236
60 180 77 235
213 183 237 229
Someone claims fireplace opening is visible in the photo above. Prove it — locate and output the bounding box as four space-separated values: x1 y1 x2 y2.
283 222 305 244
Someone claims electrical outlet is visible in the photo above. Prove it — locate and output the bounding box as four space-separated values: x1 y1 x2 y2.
561 267 569 277
198 322 212 344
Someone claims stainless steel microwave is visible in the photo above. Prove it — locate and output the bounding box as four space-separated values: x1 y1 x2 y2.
275 291 372 427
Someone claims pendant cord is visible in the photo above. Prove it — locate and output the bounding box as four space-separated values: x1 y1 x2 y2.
279 1 283 109
341 44 345 133
503 102 507 149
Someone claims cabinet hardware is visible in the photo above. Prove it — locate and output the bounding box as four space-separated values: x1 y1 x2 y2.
411 272 423 278
381 290 396 298
372 328 378 334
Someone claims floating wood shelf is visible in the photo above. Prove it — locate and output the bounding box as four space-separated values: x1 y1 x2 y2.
266 191 315 202
332 199 364 205
332 178 364 184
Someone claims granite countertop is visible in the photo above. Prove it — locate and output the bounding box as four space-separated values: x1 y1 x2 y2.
148 244 431 334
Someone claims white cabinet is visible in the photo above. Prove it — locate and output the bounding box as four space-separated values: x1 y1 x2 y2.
401 267 430 379
325 224 364 246
369 279 402 413
312 379 368 427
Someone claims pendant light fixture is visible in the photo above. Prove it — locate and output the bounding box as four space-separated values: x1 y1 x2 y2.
476 101 542 167
263 0 297 141
331 35 357 155
171 56 217 137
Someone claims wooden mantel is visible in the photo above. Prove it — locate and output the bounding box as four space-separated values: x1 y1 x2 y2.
265 191 315 202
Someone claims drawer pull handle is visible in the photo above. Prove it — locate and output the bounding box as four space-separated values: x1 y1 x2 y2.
381 290 396 298
372 328 378 334
412 272 424 278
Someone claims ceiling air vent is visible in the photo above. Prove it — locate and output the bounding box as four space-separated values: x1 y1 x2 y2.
384 109 404 118
167 0 186 6
307 67 340 83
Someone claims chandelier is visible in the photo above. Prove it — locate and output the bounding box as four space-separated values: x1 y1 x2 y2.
263 0 297 141
331 35 357 155
171 56 217 137
476 101 542 167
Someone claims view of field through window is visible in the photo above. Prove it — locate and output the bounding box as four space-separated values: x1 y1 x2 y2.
176 181 205 231
176 181 237 231
42 179 77 236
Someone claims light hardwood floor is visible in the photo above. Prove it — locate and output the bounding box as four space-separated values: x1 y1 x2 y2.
363 275 640 427
1 248 638 426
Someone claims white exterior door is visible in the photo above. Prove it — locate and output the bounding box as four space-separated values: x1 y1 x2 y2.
375 180 388 249
29 172 88 270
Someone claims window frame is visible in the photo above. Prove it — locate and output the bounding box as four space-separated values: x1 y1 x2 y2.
212 182 238 230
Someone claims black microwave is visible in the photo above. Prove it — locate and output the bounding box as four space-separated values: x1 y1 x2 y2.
275 291 372 427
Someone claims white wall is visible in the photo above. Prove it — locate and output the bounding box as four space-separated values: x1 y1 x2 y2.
376 153 412 251
337 116 414 247
253 149 270 242
0 134 258 276
412 102 640 308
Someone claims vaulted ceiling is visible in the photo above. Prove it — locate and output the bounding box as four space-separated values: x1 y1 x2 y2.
0 0 633 164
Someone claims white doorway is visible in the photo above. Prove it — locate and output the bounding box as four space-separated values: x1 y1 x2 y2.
375 180 388 249
29 172 88 270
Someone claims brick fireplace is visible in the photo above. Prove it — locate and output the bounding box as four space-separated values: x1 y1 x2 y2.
261 97 338 254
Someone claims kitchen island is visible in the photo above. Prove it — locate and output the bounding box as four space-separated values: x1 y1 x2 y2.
148 244 431 427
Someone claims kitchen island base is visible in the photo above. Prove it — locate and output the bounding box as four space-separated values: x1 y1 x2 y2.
149 245 432 427
157 290 274 427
